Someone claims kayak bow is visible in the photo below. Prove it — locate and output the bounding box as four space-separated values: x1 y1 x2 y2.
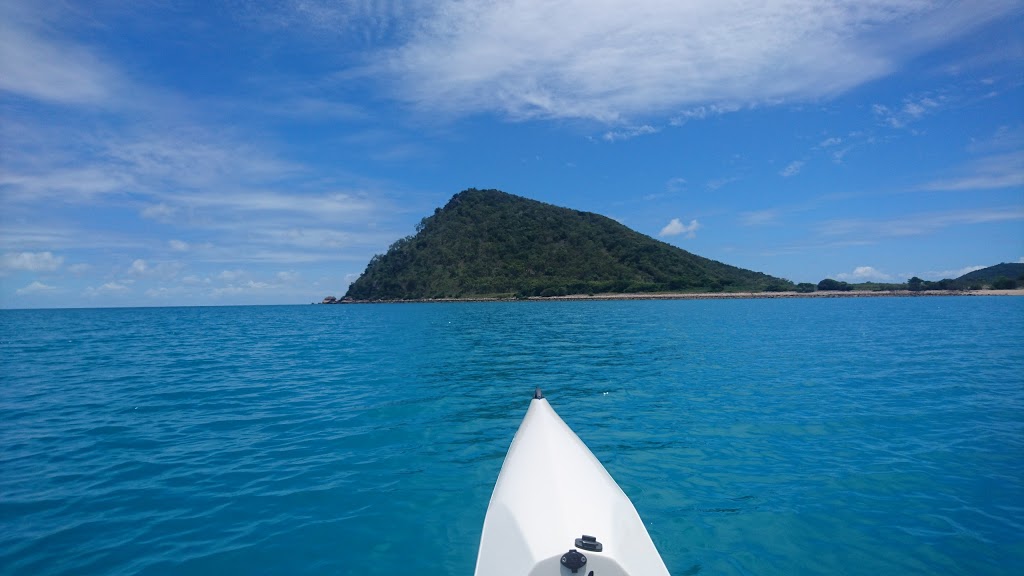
474 389 669 576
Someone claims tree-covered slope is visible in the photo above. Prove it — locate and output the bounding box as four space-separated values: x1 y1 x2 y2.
345 189 792 300
957 263 1024 283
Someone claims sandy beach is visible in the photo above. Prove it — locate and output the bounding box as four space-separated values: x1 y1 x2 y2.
535 289 1024 301
336 289 1024 304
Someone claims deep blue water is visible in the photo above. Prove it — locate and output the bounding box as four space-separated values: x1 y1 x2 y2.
1 297 1022 575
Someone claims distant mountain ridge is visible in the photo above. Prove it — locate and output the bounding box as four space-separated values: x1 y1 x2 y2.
344 189 792 300
957 263 1024 283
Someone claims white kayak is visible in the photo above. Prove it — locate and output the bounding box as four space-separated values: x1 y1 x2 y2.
474 389 670 576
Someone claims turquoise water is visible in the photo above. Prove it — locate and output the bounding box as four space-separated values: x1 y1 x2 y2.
1 297 1022 575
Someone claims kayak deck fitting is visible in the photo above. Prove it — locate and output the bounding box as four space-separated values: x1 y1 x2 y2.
474 389 669 575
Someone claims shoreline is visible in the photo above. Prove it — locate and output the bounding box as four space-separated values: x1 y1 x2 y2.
332 289 1024 304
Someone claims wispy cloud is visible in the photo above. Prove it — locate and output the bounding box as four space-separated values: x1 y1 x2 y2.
919 151 1024 191
15 280 56 295
240 0 415 42
780 160 804 177
383 1 1016 121
84 281 131 297
602 125 658 142
1 251 63 272
0 168 137 204
819 206 1024 238
872 95 946 129
666 177 687 193
707 176 740 190
740 210 780 226
659 218 701 238
0 3 123 106
141 203 177 221
2 118 395 261
670 103 743 125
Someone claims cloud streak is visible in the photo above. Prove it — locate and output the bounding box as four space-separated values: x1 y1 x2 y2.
920 151 1024 191
819 206 1024 239
0 5 122 106
602 125 658 142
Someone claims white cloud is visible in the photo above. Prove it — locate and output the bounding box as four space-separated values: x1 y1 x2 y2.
659 218 701 238
168 239 189 252
780 160 804 177
384 1 1016 121
131 259 147 274
836 266 893 282
15 280 56 295
670 103 742 125
1 251 63 272
602 125 658 142
819 137 842 148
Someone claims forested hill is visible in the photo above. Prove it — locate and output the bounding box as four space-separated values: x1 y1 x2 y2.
344 189 792 300
957 262 1024 283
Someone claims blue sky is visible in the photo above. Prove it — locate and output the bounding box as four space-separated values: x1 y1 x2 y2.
1 0 1022 308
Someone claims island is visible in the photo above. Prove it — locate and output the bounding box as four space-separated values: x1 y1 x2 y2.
329 188 1023 303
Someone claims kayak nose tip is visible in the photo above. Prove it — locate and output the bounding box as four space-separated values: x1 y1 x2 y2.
533 387 543 400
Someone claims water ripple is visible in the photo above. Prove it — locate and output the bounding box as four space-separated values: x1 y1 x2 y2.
1 298 1022 575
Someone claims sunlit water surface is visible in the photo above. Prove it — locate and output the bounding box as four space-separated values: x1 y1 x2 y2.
2 297 1022 575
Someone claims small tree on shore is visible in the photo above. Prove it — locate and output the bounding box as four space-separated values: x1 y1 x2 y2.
992 277 1018 290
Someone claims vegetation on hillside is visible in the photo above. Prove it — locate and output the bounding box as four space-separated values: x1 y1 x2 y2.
957 263 1024 285
344 189 793 300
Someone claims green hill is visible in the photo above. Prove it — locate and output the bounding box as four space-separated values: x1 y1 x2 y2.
957 262 1024 283
344 188 792 300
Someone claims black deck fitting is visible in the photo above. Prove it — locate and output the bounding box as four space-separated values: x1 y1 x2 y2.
533 387 543 399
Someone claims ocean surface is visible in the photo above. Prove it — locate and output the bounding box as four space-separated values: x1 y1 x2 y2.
1 297 1022 575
